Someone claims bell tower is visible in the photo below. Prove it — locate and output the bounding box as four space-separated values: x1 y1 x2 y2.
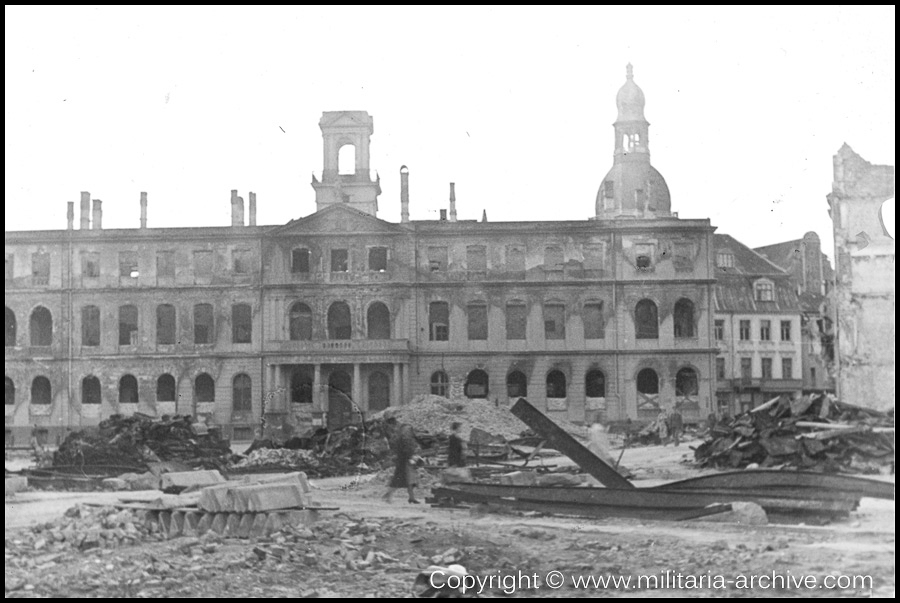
312 111 382 216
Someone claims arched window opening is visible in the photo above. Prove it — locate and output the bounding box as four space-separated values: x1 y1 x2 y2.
193 303 214 344
327 302 352 340
637 369 659 395
157 304 176 345
233 374 252 413
430 371 449 397
506 370 527 398
195 373 215 403
30 306 53 346
676 368 699 399
157 374 176 402
6 377 16 406
586 370 606 398
674 298 695 338
546 370 567 398
465 369 489 399
635 299 658 339
291 370 313 404
31 376 51 405
82 376 101 405
367 302 391 340
5 307 16 347
118 305 139 346
289 302 313 341
338 144 356 176
119 374 139 404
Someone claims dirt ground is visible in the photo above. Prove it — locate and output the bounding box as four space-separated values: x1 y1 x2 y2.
5 438 895 598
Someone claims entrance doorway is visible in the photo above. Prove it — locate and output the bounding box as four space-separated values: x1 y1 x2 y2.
327 370 354 430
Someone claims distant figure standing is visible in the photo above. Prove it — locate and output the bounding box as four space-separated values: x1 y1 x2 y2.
447 422 466 468
588 420 616 466
657 409 669 445
382 413 421 504
668 406 684 447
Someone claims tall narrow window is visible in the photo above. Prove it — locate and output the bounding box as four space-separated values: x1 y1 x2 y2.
635 299 658 339
465 370 489 399
157 374 176 402
760 320 771 341
5 307 16 347
193 250 214 282
330 249 349 272
506 246 525 273
583 302 604 340
30 306 53 346
157 304 176 345
119 375 138 403
232 304 252 343
195 373 215 403
740 357 752 380
291 248 310 274
82 376 101 405
193 303 214 344
467 302 488 340
506 301 527 340
233 374 252 412
118 305 138 346
544 303 566 340
119 251 139 279
716 357 726 380
31 376 51 405
782 358 793 379
82 252 100 278
430 371 449 397
157 251 175 279
327 301 352 340
676 368 699 398
291 371 313 404
429 302 449 341
31 253 50 286
507 371 527 398
81 305 100 347
5 377 15 406
739 320 751 341
368 247 388 272
585 370 606 398
761 358 773 379
366 302 391 339
780 320 791 341
289 302 313 340
673 298 695 338
546 370 567 398
714 320 724 341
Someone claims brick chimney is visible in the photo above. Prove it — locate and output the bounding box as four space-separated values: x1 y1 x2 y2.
92 199 102 229
67 202 74 230
449 183 457 222
231 190 244 227
400 166 410 223
248 192 257 226
80 192 91 229
140 192 147 229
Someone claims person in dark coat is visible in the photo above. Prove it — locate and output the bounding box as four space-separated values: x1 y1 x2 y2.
382 414 421 504
447 422 466 468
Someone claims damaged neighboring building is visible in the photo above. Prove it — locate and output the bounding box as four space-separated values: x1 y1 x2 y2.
4 65 717 444
826 144 895 411
712 235 804 415
754 232 836 394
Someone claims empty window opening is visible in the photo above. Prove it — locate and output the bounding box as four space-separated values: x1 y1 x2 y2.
157 251 176 279
157 374 176 402
636 369 659 395
467 302 488 340
193 250 214 281
544 303 566 340
368 247 388 272
740 358 752 380
506 246 525 272
584 302 605 339
634 299 658 339
157 304 176 345
465 369 489 399
81 305 100 347
327 301 352 340
546 370 567 398
635 244 653 270
782 358 793 379
119 251 139 279
119 375 138 404
673 298 695 338
291 248 310 274
233 374 252 413
338 144 356 175
331 249 349 272
586 370 606 398
760 320 771 341
506 302 527 340
193 303 214 344
716 357 726 380
429 301 449 341
119 305 139 346
82 376 101 405
30 306 53 346
368 372 390 412
507 371 527 398
195 373 215 403
291 370 313 404
32 253 50 285
232 303 252 344
467 245 487 271
289 302 313 341
366 302 391 340
31 376 51 405
430 371 449 397
5 377 15 406
5 307 16 347
233 249 252 274
675 368 699 398
427 247 447 272
82 252 100 278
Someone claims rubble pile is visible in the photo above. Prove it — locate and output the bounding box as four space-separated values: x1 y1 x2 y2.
694 395 894 473
232 449 320 471
54 414 237 471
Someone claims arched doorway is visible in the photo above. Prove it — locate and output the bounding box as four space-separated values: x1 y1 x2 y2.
327 370 354 430
368 372 390 413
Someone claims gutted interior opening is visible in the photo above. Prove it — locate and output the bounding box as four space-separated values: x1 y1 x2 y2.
635 299 658 339
232 303 252 344
427 246 447 272
636 368 659 395
195 373 215 403
157 304 176 345
82 376 101 405
716 357 726 380
289 302 313 340
367 302 391 339
583 302 605 339
673 298 695 338
465 369 489 399
327 371 353 430
118 305 139 346
233 374 252 412
5 307 15 347
31 376 51 405
507 370 527 398
675 367 698 397
291 248 310 274
506 301 527 340
157 374 176 402
368 247 388 272
119 251 139 279
327 301 352 340
338 144 356 176
546 370 567 398
32 252 50 285
467 302 488 340
193 303 214 344
291 370 313 404
330 249 349 272
543 303 566 340
30 306 53 346
430 371 449 397
119 374 138 403
5 377 14 406
82 252 100 278
368 372 390 412
429 301 449 341
232 249 252 274
586 369 606 398
81 305 100 347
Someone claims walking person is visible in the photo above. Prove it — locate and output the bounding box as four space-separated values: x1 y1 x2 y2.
381 412 421 504
669 406 684 447
447 422 466 468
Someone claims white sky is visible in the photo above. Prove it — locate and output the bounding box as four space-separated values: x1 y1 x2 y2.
5 6 896 261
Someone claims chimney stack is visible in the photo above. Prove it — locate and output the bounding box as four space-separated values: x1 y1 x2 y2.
248 192 257 226
67 202 74 230
92 199 103 229
80 192 91 229
231 190 244 227
449 183 457 222
439 209 447 221
400 166 410 223
139 192 147 229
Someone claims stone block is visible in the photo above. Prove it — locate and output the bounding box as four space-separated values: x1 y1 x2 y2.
183 511 202 537
210 513 228 535
160 470 225 491
169 511 185 538
238 513 254 538
196 512 213 536
225 513 242 538
499 471 537 487
248 484 307 512
158 511 172 537
250 513 268 539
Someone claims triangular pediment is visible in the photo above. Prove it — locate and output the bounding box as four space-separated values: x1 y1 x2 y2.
319 111 372 130
269 204 405 236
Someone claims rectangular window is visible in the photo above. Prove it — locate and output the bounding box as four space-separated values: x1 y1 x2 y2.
506 246 526 273
466 245 487 272
82 252 100 278
330 249 349 272
761 357 773 379
119 306 138 346
782 357 793 380
429 302 449 341
157 305 176 345
291 248 310 273
506 303 527 340
232 249 252 274
716 252 734 268
81 306 100 347
119 251 138 279
740 357 752 380
193 304 214 344
232 304 252 344
193 250 214 281
467 303 488 340
716 357 726 380
368 247 388 272
156 251 175 279
544 304 566 340
810 367 816 384
673 243 693 271
760 320 771 341
739 320 751 341
5 254 13 281
583 302 604 339
780 320 791 341
427 246 447 272
32 252 50 285
755 281 774 301
714 320 724 341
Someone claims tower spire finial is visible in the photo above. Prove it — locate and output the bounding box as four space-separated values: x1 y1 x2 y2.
626 63 634 80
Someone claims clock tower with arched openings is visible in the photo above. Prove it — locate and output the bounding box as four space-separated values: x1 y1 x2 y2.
312 111 382 216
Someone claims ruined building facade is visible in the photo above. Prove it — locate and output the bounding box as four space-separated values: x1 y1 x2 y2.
5 68 717 443
827 145 895 411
